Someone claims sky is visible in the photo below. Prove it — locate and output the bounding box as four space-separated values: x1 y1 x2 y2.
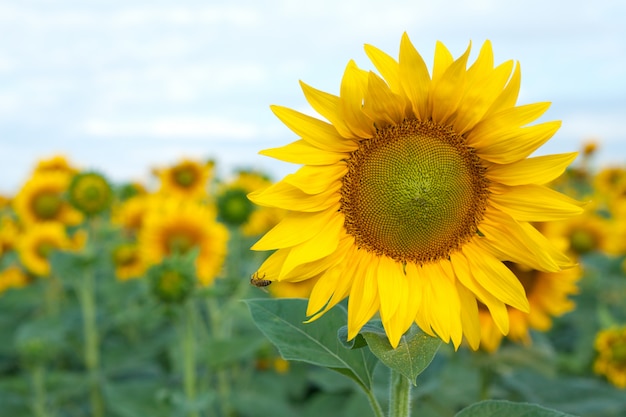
0 0 625 193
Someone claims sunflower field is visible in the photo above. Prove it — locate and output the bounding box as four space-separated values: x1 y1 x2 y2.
2 37 626 417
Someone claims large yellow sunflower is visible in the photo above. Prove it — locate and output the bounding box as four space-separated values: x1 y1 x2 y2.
478 262 580 352
249 34 583 349
139 198 229 286
13 173 83 226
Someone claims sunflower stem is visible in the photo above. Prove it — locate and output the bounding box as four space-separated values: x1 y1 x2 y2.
206 296 234 417
182 301 199 417
364 386 385 417
389 369 411 417
30 364 49 417
78 261 104 417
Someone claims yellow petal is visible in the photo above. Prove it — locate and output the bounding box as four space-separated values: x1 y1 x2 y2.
270 105 358 152
306 265 343 317
473 121 562 164
456 281 481 350
399 32 431 120
480 207 561 271
450 250 510 334
489 184 585 222
251 207 339 250
255 248 290 281
300 81 353 138
340 60 376 138
347 253 381 340
463 242 529 312
283 163 347 195
281 234 353 282
280 210 344 277
259 140 346 165
431 41 454 84
468 102 553 146
430 43 471 124
484 61 521 117
363 71 405 126
248 180 340 212
377 256 405 323
486 152 578 186
453 60 514 135
364 43 402 94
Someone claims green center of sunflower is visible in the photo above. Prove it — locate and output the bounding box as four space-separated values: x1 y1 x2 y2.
113 244 138 266
218 188 255 226
166 232 196 255
70 175 112 215
36 241 57 259
569 228 597 254
173 167 197 188
341 119 488 264
32 192 62 220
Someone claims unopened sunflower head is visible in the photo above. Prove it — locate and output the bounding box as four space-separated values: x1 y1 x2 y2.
148 256 196 304
249 33 583 350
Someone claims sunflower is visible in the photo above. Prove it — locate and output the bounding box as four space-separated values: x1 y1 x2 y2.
68 171 113 216
249 34 583 349
157 159 212 200
13 173 83 226
217 170 285 234
139 198 229 286
33 154 78 177
0 215 20 256
594 326 626 389
0 265 30 295
111 242 147 281
477 262 580 352
17 222 77 276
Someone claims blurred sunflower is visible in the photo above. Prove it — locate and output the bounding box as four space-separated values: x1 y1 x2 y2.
157 159 212 200
68 171 113 216
33 155 78 177
0 265 30 295
542 209 609 257
140 198 229 286
249 34 582 348
594 327 626 389
112 194 163 235
111 242 146 281
17 222 81 276
13 173 83 226
478 262 580 352
0 215 20 256
218 170 285 235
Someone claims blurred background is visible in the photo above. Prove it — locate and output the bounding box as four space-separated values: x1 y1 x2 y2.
1 0 625 193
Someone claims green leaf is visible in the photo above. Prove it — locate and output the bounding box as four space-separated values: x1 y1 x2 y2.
455 400 578 417
243 298 378 389
360 321 441 384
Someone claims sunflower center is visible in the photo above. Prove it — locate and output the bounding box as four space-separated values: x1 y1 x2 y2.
569 228 597 254
218 188 255 226
341 119 488 264
32 192 62 220
166 232 196 255
113 244 138 266
36 241 57 259
173 167 197 188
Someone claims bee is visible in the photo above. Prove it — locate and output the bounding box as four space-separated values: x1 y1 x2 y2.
250 272 272 288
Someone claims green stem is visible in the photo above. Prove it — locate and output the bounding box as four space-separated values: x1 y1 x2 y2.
78 265 103 417
389 369 411 417
364 386 385 417
206 297 233 417
182 302 199 417
31 364 49 417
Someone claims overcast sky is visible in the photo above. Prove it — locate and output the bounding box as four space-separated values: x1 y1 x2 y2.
1 0 625 193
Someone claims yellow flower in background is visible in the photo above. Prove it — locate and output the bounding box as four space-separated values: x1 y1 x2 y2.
140 198 229 286
0 215 20 256
157 159 212 200
13 173 83 226
542 209 609 257
112 193 161 234
17 222 78 276
0 265 30 295
218 170 286 234
249 34 582 349
478 262 580 352
68 171 114 216
111 242 146 281
33 154 78 177
594 327 626 389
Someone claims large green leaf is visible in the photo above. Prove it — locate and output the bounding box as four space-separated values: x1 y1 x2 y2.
456 400 578 417
358 321 441 384
243 298 378 389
